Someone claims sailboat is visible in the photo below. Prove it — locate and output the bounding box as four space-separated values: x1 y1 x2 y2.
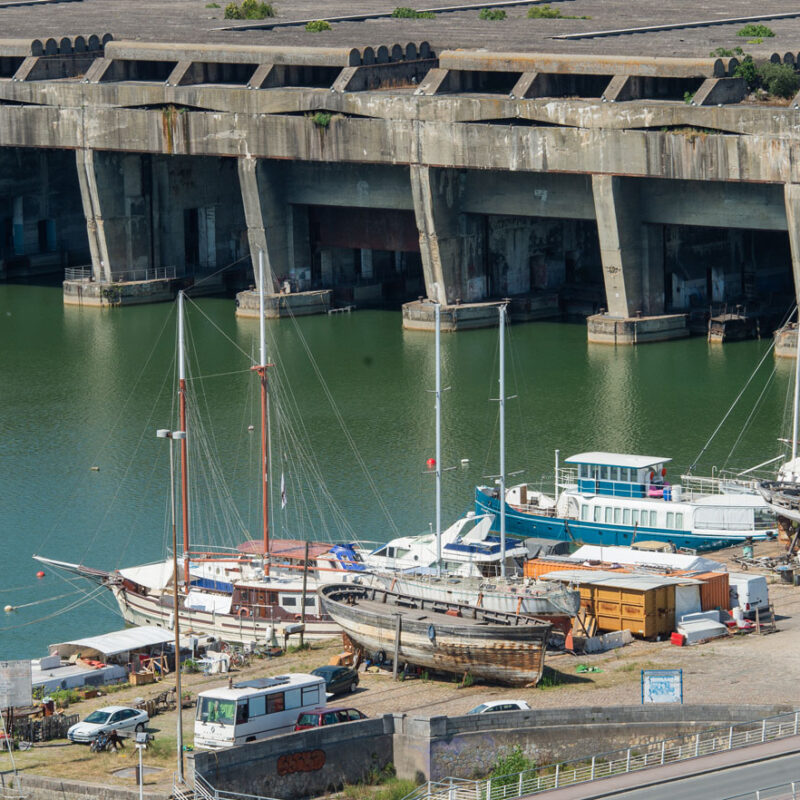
359 304 580 631
36 254 366 645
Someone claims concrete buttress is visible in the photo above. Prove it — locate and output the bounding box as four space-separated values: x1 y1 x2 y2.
592 174 662 317
410 165 484 304
76 148 112 282
784 183 800 309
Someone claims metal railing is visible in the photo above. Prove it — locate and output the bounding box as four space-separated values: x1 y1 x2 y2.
64 266 92 280
723 783 800 800
191 772 282 800
402 711 800 800
111 265 177 282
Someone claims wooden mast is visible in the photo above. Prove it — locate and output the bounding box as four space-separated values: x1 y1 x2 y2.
251 252 273 574
178 291 190 591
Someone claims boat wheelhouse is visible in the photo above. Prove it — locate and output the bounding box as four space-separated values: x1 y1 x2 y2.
476 451 777 552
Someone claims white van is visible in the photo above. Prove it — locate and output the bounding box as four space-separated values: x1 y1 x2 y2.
195 673 326 749
728 572 770 617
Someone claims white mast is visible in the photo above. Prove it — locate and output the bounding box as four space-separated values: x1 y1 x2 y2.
499 304 507 579
792 314 800 476
435 303 442 575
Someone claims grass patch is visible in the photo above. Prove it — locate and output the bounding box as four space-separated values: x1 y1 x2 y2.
392 6 435 18
538 666 565 688
527 5 590 19
287 640 314 652
479 7 506 20
305 19 331 31
206 3 220 7
709 46 744 57
737 23 774 38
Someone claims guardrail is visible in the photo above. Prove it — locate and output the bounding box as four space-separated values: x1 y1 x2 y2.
191 772 282 800
723 782 799 800
64 266 92 280
402 711 800 800
111 266 177 282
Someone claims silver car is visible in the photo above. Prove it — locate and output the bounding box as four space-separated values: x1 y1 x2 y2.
67 705 149 743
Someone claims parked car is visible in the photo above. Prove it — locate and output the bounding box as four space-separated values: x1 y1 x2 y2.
311 665 359 696
67 705 149 743
294 707 367 731
466 700 531 715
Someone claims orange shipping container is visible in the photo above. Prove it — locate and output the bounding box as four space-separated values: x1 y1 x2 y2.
674 571 729 611
524 558 629 580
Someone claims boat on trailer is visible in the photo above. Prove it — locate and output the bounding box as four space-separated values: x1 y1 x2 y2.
318 583 552 687
476 451 777 552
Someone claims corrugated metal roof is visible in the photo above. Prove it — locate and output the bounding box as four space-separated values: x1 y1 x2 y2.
564 452 671 469
51 626 174 656
542 569 702 590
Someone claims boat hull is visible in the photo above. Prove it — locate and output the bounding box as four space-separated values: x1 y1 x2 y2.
475 487 767 551
111 585 341 645
319 584 550 687
367 574 579 633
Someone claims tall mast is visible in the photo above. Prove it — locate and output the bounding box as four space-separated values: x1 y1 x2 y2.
435 303 442 576
499 304 507 579
253 251 272 573
792 311 800 473
178 291 190 590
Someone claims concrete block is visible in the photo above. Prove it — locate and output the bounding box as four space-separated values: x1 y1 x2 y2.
235 288 332 318
603 75 635 102
586 313 689 344
692 77 746 106
414 68 450 95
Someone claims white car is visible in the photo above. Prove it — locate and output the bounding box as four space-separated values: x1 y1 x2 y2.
67 705 149 743
466 700 531 715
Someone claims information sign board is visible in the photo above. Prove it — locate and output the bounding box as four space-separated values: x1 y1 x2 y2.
641 669 683 704
0 660 32 709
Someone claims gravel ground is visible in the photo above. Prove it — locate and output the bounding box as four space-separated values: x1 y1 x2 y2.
4 539 798 794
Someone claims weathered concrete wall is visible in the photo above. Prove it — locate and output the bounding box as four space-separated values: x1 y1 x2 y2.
194 705 795 797
11 774 165 800
195 716 394 799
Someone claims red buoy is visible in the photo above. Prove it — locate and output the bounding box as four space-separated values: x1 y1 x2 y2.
36 571 45 579
426 458 436 468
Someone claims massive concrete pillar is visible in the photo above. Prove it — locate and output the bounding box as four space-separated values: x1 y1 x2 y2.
75 149 112 282
410 165 484 305
237 157 290 293
592 174 649 318
784 183 800 310
589 174 683 343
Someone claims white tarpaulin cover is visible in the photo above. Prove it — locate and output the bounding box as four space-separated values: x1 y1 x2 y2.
570 545 725 573
674 584 701 619
118 560 176 591
542 569 702 590
185 591 232 614
50 626 174 659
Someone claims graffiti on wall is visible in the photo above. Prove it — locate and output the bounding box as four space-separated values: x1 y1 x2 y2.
277 749 326 776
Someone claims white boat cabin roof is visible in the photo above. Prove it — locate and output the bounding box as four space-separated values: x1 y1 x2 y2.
197 673 322 700
565 452 671 470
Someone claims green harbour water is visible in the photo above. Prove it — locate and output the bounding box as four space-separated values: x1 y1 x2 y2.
0 283 794 659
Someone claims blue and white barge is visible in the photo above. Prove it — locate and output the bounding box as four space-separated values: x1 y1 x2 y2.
475 452 777 551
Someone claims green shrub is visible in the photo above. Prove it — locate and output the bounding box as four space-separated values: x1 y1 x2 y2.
734 55 759 90
709 46 743 57
305 19 331 31
683 90 695 104
758 62 799 98
479 7 506 20
489 747 536 786
528 5 561 17
391 6 435 17
737 23 774 38
224 0 274 17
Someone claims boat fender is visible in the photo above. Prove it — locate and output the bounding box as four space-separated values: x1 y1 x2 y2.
238 607 250 617
376 650 387 664
427 624 436 643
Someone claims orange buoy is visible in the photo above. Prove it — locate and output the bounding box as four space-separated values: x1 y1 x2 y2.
36 571 45 578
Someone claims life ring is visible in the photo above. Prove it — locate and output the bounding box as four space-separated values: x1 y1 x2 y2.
238 607 250 617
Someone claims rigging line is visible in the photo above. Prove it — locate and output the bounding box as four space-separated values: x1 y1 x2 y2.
186 369 253 382
81 343 179 566
11 589 84 610
0 585 108 631
42 562 120 616
688 325 782 473
283 305 400 537
182 252 252 296
184 295 253 363
38 304 177 558
723 366 777 470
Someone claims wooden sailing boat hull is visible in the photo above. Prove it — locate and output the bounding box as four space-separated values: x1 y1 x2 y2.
318 584 550 687
111 585 341 645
